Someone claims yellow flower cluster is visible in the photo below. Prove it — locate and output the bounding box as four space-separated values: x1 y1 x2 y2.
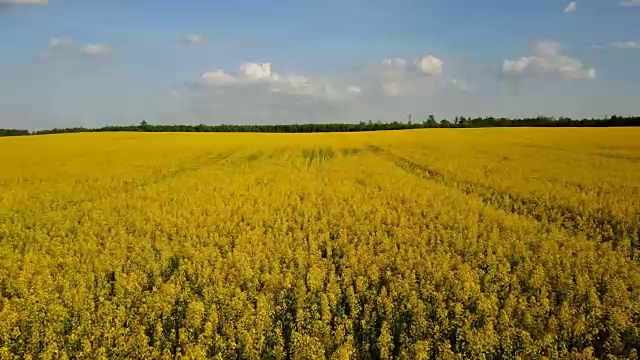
0 129 638 359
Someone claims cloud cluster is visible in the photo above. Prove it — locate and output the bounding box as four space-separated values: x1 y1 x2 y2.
416 55 444 75
201 70 236 84
380 54 444 96
382 54 444 76
200 62 359 100
170 52 491 126
201 63 283 85
503 41 595 80
6 0 640 129
564 2 577 13
187 54 456 125
382 58 408 70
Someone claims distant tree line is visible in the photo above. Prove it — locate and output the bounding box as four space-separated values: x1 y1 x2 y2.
0 129 30 137
2 115 639 137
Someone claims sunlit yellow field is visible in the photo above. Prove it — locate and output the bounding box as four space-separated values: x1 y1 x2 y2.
1 128 639 359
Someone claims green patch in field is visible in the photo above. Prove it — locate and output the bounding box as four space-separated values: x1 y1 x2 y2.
244 152 263 162
301 147 335 164
340 148 365 156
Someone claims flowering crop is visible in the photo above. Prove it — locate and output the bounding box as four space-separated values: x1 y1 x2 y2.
0 129 638 359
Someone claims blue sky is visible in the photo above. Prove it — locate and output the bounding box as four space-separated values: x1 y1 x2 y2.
1 0 639 129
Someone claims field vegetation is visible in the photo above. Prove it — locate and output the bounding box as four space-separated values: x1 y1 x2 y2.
0 128 639 359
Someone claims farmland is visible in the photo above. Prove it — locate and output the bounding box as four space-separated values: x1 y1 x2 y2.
0 128 639 359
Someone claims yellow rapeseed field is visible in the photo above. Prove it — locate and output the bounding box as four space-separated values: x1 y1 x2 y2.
0 128 639 359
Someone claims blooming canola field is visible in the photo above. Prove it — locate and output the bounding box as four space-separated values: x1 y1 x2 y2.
0 128 639 359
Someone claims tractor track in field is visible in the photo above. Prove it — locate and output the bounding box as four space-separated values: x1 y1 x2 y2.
371 146 639 253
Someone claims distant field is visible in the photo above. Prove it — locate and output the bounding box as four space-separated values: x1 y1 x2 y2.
0 128 639 359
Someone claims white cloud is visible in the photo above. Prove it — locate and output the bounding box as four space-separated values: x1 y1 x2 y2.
202 62 280 85
611 41 640 49
381 58 409 83
503 40 595 80
415 55 444 75
197 55 448 106
182 34 205 44
503 58 529 74
8 47 640 129
0 0 47 4
564 1 577 13
620 0 640 6
48 37 73 48
382 58 408 70
238 62 277 81
382 54 444 76
376 54 444 97
79 44 112 57
200 62 346 99
201 70 237 85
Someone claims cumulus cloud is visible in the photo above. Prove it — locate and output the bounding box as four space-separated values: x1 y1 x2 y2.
611 41 640 49
79 44 112 57
201 62 278 85
382 54 444 76
238 62 278 81
620 0 640 6
182 34 205 44
49 37 73 48
185 55 461 122
415 55 444 75
503 40 595 80
564 2 577 13
201 70 237 85
200 62 354 100
377 54 444 97
183 56 464 123
382 58 408 70
381 58 410 85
